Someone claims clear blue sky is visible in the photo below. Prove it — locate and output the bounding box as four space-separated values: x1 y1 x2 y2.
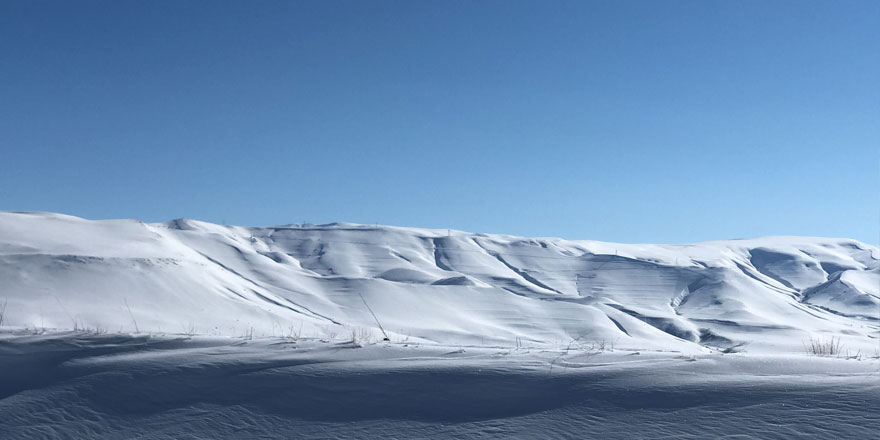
1 1 877 244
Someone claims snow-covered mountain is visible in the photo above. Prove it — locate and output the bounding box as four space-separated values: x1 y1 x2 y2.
1 211 877 353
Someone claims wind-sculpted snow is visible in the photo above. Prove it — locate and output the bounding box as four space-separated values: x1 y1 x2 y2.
0 333 878 439
1 212 879 438
0 211 877 353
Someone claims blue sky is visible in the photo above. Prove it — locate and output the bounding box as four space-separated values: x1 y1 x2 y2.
1 1 877 243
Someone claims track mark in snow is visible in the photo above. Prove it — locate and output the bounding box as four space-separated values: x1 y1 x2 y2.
390 249 412 263
606 315 630 336
734 262 798 297
606 304 697 342
254 283 343 325
196 251 340 325
249 289 316 319
798 302 879 322
788 301 831 321
223 287 248 301
196 251 263 289
472 239 564 295
499 285 532 298
689 318 794 331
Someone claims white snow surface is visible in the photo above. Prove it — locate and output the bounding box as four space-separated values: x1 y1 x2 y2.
0 332 878 439
1 211 879 438
1 211 878 353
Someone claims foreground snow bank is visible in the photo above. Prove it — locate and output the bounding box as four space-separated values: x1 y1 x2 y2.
0 331 878 439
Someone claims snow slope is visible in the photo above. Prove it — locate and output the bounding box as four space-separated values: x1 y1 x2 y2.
0 211 878 353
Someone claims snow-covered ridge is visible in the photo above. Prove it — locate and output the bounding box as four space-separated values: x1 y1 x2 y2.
0 211 877 353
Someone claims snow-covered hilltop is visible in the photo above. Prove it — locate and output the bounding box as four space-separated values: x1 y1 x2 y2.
1 211 877 353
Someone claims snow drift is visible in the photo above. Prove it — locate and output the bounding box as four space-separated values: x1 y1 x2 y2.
0 211 877 353
2 333 878 439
